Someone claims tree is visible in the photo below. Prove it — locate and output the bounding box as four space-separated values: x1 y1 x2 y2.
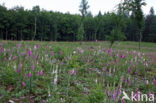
123 0 146 49
32 6 40 40
77 23 84 41
143 7 156 42
79 0 90 21
78 0 90 40
106 13 126 47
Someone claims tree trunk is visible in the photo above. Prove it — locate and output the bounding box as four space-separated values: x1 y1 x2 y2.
21 29 23 40
6 28 7 40
33 17 37 40
139 30 142 50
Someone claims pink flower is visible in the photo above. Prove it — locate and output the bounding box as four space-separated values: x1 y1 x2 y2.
37 72 40 76
39 71 43 75
19 63 22 68
28 50 32 56
116 58 119 63
128 67 132 74
113 91 117 100
22 82 26 87
121 99 125 103
107 49 111 54
16 68 20 73
60 51 63 55
60 61 64 65
118 85 122 96
135 89 139 100
54 75 58 85
32 65 35 71
153 80 156 85
1 47 3 53
28 72 31 78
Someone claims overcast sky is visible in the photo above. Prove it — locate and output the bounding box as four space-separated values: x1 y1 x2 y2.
0 0 156 15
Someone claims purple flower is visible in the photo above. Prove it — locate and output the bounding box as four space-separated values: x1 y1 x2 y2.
39 71 43 75
135 89 139 100
19 63 22 68
54 75 58 85
50 51 54 56
22 82 26 87
60 61 64 65
113 91 117 100
121 99 125 103
128 67 132 74
60 51 64 55
1 47 3 53
153 80 156 85
28 50 32 56
118 85 122 96
32 65 35 71
36 44 40 48
37 72 40 76
116 58 119 63
16 68 20 73
107 49 111 54
28 72 31 78
130 60 132 64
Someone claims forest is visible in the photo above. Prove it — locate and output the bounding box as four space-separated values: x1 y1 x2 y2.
0 3 156 42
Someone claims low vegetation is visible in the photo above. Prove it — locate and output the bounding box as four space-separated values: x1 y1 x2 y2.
0 41 155 103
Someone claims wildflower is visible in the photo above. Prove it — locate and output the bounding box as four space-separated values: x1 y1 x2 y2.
118 85 122 96
68 70 78 75
54 75 58 85
16 69 20 73
19 63 22 68
121 99 125 103
28 72 31 78
73 51 76 54
50 51 54 56
32 65 35 71
37 72 40 76
113 91 117 100
39 71 43 75
60 51 64 55
28 50 32 56
128 67 132 74
146 80 149 85
135 89 139 100
130 60 132 64
153 80 156 85
107 48 111 54
60 61 64 65
1 47 3 53
135 70 138 75
116 58 119 63
22 82 26 87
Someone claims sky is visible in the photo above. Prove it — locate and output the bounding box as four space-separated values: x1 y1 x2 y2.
0 0 156 15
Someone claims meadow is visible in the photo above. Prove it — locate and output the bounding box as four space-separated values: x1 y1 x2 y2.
0 41 156 103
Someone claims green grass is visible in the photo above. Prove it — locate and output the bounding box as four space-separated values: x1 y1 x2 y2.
0 40 156 103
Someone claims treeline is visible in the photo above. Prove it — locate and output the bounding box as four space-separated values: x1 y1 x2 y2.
0 5 156 42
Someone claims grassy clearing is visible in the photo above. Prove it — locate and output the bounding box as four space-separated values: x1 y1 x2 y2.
0 41 156 103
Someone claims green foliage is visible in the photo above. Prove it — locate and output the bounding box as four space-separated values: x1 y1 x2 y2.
77 24 84 41
87 84 106 103
106 28 125 47
0 3 155 42
0 41 155 102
